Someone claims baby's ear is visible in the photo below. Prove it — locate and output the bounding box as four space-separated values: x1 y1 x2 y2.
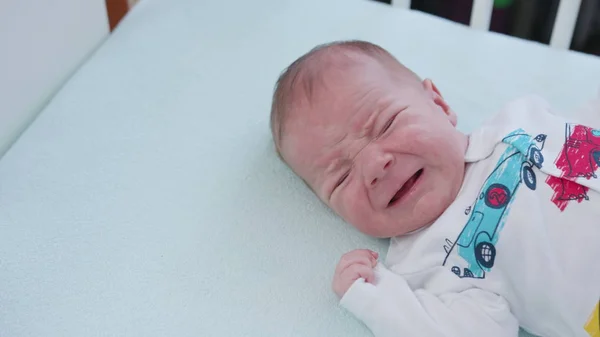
422 79 457 127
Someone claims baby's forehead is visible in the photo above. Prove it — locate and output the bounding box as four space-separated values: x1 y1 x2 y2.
294 50 375 100
292 54 390 111
284 82 380 174
293 65 405 125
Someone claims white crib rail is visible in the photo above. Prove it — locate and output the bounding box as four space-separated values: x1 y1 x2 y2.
550 0 582 49
391 0 410 9
470 0 494 30
391 0 582 50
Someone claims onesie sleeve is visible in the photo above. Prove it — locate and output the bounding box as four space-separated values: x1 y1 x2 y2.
570 96 600 128
340 264 519 337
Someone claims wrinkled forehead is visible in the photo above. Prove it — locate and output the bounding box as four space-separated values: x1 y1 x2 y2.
287 57 390 131
279 101 348 191
280 79 385 189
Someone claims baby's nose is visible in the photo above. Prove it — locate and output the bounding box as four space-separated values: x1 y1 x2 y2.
365 153 394 187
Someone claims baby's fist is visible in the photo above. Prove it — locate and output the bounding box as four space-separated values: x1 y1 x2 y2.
332 249 379 298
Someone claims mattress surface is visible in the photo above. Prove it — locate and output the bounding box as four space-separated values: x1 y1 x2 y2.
1 0 599 336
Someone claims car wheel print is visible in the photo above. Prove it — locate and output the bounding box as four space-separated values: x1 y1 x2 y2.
592 150 600 167
523 166 536 190
484 184 510 209
529 148 543 168
475 242 496 269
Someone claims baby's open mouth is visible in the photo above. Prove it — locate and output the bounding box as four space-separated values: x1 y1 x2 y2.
388 169 423 207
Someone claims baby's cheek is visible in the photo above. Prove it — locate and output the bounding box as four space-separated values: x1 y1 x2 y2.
331 191 354 221
340 188 370 227
401 124 443 155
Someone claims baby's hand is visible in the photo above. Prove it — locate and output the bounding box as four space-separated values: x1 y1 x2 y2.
332 249 379 298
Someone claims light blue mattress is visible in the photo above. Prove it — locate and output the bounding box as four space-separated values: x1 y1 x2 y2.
1 0 599 336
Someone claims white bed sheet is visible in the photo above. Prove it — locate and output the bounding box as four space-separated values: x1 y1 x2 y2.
1 0 599 336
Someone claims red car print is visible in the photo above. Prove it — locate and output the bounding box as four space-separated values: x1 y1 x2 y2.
546 124 600 211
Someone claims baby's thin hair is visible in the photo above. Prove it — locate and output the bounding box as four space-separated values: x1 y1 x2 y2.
270 40 412 158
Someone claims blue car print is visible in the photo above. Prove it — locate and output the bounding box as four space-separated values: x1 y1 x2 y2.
442 129 546 279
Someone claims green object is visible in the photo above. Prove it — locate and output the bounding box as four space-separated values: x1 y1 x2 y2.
494 0 514 9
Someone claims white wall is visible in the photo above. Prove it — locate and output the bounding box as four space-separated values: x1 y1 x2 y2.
0 0 109 157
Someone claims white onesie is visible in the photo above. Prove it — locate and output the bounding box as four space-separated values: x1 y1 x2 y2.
340 96 600 337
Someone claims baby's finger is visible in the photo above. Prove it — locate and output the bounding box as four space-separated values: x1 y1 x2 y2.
338 249 373 268
345 249 377 264
356 250 378 267
369 250 379 260
350 264 376 284
337 253 375 273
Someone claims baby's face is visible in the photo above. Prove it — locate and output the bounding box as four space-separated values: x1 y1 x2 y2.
281 59 468 237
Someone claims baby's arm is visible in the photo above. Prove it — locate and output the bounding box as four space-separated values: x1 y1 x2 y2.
335 256 518 337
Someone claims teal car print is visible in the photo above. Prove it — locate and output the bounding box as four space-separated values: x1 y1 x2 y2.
442 129 547 279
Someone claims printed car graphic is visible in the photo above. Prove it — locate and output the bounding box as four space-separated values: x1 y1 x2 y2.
546 124 600 211
442 129 546 279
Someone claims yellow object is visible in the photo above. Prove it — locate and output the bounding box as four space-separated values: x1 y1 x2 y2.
585 301 600 337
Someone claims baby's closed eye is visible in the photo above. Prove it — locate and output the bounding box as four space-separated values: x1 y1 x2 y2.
379 113 397 136
333 170 351 192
